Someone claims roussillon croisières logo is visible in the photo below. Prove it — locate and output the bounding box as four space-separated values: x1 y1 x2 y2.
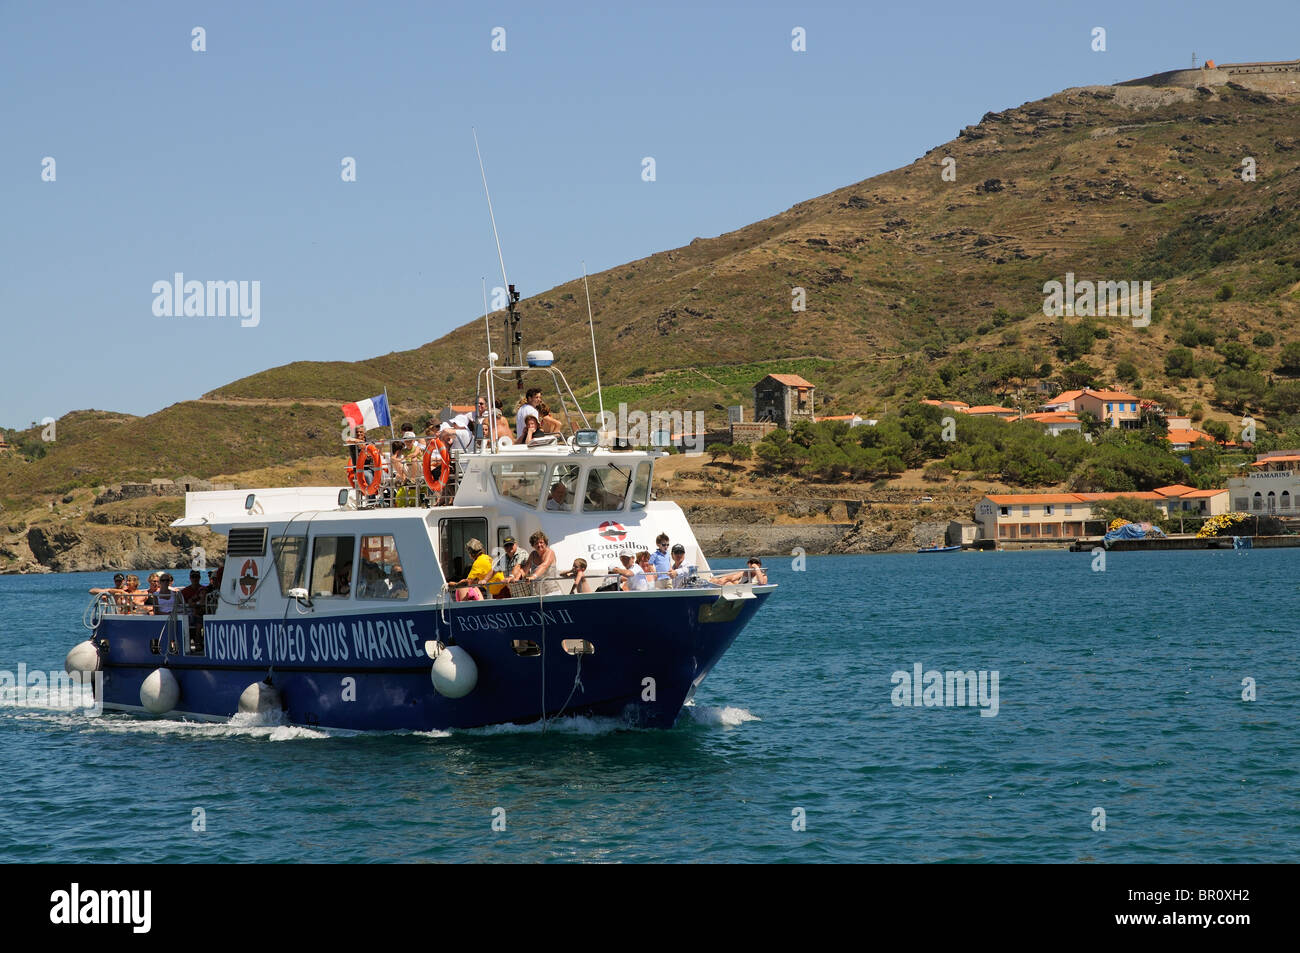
239 559 258 596
598 521 627 542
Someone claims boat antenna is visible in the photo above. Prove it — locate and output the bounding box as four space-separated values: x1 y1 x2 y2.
473 128 523 382
582 261 604 425
481 276 498 450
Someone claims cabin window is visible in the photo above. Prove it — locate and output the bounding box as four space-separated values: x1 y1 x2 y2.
272 535 307 596
630 462 651 510
491 462 547 507
310 536 356 598
583 463 634 512
357 534 408 600
545 464 581 511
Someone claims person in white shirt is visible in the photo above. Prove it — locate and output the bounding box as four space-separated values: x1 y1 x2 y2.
544 481 570 511
625 550 656 592
667 544 691 587
515 388 542 440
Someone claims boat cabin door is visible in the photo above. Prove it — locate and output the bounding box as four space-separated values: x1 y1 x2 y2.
437 516 490 584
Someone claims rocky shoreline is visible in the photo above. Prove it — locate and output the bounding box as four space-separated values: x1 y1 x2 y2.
0 484 976 573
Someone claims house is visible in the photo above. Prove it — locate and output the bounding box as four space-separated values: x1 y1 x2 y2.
1227 450 1300 514
946 519 980 546
1041 386 1142 428
754 374 815 430
974 486 1229 541
921 399 971 412
1021 412 1083 436
1166 428 1216 452
964 405 1020 420
1074 388 1141 428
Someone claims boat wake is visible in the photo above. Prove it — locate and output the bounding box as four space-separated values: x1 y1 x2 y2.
680 703 761 728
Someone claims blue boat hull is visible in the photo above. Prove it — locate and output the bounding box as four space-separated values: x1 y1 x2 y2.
90 588 771 730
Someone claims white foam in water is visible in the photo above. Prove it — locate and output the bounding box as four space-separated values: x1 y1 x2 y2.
682 703 761 727
458 714 625 736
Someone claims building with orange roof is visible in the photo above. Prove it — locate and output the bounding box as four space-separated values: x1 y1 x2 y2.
974 485 1228 541
754 374 815 430
1021 411 1082 436
1228 449 1300 515
921 398 970 411
964 405 1020 420
1073 388 1141 429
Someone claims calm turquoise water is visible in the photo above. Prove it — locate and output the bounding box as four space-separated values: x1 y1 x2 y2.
1 551 1297 863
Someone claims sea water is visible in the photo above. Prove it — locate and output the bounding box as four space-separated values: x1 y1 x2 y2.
1 551 1296 863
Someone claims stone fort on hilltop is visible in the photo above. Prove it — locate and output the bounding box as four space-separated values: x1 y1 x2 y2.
1121 58 1300 93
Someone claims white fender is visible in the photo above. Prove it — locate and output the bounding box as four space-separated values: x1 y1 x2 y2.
428 643 478 698
65 640 101 676
238 680 281 715
140 668 180 714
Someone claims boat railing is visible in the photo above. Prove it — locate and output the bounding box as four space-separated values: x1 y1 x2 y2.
440 568 720 602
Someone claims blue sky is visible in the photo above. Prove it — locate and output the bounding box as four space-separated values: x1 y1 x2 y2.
2 0 1296 428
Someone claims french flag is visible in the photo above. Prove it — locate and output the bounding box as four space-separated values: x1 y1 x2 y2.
341 393 391 430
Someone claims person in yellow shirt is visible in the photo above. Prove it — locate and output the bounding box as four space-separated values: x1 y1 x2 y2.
453 538 506 600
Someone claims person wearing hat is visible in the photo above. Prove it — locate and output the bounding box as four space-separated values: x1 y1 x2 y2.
452 538 505 600
499 535 527 587
608 549 637 589
667 543 690 588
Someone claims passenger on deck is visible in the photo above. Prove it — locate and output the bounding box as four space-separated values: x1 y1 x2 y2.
537 402 563 435
520 531 561 595
649 533 672 574
151 573 185 614
607 550 637 589
559 558 593 594
389 440 410 484
181 570 205 610
520 414 542 445
121 574 150 613
515 388 542 440
453 538 505 601
625 551 655 591
499 536 527 590
89 573 125 595
667 544 691 587
709 557 767 586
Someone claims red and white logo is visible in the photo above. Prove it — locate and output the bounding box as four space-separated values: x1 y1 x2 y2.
598 521 627 542
239 559 258 596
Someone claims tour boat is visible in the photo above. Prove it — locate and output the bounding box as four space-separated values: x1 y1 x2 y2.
66 352 775 731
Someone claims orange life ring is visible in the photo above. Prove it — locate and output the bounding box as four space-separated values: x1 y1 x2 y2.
358 444 383 495
423 436 452 493
345 462 358 488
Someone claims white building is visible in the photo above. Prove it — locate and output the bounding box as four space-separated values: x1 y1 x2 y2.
1228 450 1300 515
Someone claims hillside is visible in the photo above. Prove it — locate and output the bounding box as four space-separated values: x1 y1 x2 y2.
3 62 1300 570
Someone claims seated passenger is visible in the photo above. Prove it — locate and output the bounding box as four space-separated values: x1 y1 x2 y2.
537 402 563 435
709 557 767 586
624 551 656 591
544 481 571 511
558 558 593 594
520 414 542 444
333 561 353 596
120 574 151 613
151 573 186 615
453 538 505 600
